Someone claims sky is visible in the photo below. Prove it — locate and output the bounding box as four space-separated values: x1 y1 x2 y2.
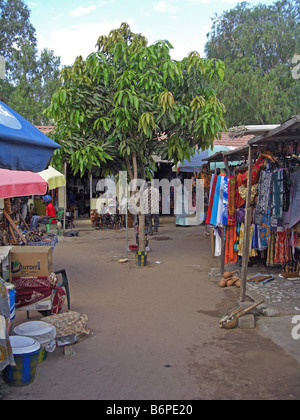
24 0 276 67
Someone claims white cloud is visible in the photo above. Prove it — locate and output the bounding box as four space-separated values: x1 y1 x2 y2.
154 1 179 14
70 5 97 17
37 20 134 66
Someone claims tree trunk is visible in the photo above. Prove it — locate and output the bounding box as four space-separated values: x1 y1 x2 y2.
139 212 146 252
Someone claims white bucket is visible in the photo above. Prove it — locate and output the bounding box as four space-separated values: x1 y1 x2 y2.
3 336 41 386
9 335 40 355
14 321 56 353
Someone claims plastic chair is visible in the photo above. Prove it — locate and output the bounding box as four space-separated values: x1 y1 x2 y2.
46 210 64 233
54 269 71 310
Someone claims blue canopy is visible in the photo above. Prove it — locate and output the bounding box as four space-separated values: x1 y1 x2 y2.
0 101 60 172
177 146 231 172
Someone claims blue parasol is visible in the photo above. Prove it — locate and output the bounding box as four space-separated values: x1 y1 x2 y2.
0 101 60 172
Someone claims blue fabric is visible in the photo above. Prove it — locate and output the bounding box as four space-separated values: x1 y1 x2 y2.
0 101 60 172
210 175 222 226
222 176 228 226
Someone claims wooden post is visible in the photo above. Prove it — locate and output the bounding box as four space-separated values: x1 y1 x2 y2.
240 144 253 302
63 163 67 236
4 210 27 245
220 227 226 275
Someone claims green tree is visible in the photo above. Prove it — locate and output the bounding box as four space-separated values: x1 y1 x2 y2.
0 0 61 124
47 23 226 251
205 0 300 126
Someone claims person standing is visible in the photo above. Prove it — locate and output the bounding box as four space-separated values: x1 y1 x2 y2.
30 195 57 231
143 182 160 235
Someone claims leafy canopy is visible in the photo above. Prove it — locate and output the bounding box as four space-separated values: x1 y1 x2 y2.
47 22 227 178
0 0 61 124
205 0 300 126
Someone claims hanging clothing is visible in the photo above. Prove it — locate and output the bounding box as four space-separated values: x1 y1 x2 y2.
272 169 285 220
288 169 300 228
224 226 238 265
222 176 228 226
240 156 266 186
216 176 224 227
209 175 222 226
227 176 236 226
274 230 291 265
214 228 222 257
206 174 218 225
266 231 276 266
254 171 272 225
236 173 245 208
260 200 271 248
237 224 258 258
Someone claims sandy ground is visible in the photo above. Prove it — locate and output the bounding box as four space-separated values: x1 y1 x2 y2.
2 218 300 400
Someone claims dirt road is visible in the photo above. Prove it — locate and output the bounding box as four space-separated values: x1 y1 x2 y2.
2 219 300 400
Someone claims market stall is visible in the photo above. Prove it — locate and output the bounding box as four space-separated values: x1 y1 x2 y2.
205 114 300 301
0 102 63 375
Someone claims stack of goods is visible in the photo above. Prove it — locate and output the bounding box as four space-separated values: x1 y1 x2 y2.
218 270 241 288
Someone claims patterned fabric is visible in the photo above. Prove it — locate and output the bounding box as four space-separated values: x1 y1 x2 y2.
209 176 222 226
12 273 66 314
227 176 236 226
260 200 271 248
238 184 258 205
272 169 284 220
254 171 272 226
222 176 228 226
0 278 15 371
288 169 300 228
42 311 90 342
274 230 291 265
240 156 266 186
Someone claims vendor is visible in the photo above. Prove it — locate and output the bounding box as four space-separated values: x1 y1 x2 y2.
29 195 57 231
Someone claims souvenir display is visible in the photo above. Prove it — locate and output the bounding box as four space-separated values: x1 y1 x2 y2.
206 150 300 274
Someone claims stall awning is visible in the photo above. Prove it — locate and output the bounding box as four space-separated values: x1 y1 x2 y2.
38 166 66 190
0 169 48 198
0 166 66 199
175 146 232 172
0 101 60 172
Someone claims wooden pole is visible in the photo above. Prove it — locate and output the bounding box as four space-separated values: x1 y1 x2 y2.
240 144 253 302
63 163 67 236
220 227 226 275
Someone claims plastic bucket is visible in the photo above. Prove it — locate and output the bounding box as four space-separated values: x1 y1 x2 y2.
135 251 148 267
14 321 56 362
3 336 41 387
5 283 15 321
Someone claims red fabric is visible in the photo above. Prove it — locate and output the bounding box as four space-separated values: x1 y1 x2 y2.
46 203 57 224
12 276 65 314
206 175 218 225
240 156 266 186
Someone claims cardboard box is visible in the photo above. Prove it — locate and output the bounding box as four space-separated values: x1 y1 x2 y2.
11 246 53 279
